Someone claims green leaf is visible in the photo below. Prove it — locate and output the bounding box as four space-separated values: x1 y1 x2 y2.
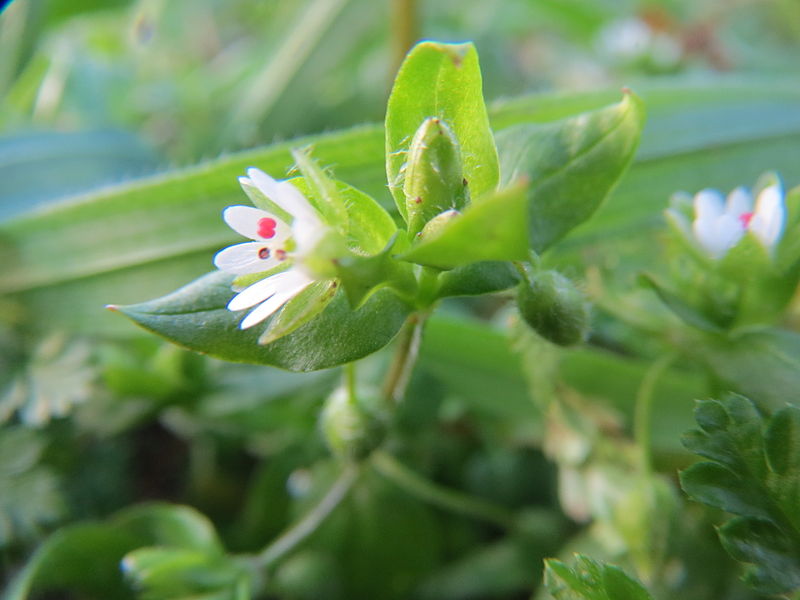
496 91 645 252
113 271 411 371
290 149 349 230
122 547 250 600
543 554 653 600
680 394 800 595
4 503 220 600
399 181 529 270
385 41 499 220
436 261 520 299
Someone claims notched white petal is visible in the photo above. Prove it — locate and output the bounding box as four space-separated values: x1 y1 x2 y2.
725 186 753 218
693 189 725 220
247 167 320 224
223 205 290 242
239 277 314 330
750 184 785 248
227 270 311 312
214 242 280 275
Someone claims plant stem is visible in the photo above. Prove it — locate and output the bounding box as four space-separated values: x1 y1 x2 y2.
253 463 360 569
345 361 357 404
634 352 678 475
372 450 516 529
390 0 419 76
381 312 427 405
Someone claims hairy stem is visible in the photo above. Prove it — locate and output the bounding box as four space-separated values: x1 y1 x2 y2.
381 312 427 405
372 450 516 529
254 463 360 569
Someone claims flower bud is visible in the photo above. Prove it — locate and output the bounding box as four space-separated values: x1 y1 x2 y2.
320 387 385 461
403 117 468 236
517 270 589 346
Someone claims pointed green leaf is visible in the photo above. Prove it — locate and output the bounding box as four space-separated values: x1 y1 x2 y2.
639 273 725 332
399 182 529 270
385 41 499 220
112 271 411 371
497 92 645 251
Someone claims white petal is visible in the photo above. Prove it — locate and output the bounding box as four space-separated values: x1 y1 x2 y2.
239 278 314 329
694 214 744 258
246 168 320 223
222 205 291 242
725 186 753 219
749 184 785 248
214 242 282 275
228 270 311 311
693 189 725 220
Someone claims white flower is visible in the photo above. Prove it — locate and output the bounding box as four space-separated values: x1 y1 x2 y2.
214 168 329 329
692 182 785 259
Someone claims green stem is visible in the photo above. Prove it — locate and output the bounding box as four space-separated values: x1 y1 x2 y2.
381 312 428 405
253 463 360 569
372 450 516 529
634 352 678 475
345 362 357 404
390 0 418 76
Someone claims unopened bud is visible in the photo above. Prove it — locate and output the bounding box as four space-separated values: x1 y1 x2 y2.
320 387 385 461
404 117 468 236
416 208 460 241
517 270 590 346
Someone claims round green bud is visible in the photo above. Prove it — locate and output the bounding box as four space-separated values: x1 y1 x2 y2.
320 387 385 461
416 208 461 242
403 117 468 236
517 270 590 346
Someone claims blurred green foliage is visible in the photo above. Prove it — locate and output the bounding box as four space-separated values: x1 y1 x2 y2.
1 0 800 599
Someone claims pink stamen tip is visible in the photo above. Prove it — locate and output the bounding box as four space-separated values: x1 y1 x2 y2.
739 212 754 228
257 217 277 239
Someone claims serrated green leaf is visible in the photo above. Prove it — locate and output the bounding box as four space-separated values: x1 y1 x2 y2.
543 555 653 600
113 271 411 371
680 394 800 595
400 181 529 270
385 41 499 220
719 517 800 594
496 92 645 252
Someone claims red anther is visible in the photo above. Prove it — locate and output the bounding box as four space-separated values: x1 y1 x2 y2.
739 212 754 228
276 249 287 261
257 217 278 239
258 247 271 259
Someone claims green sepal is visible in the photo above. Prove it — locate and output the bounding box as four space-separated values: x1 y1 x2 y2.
399 181 529 270
386 41 499 220
639 273 727 332
258 280 338 345
290 148 348 230
496 91 645 252
111 271 411 371
403 117 468 236
289 177 396 257
334 235 416 308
